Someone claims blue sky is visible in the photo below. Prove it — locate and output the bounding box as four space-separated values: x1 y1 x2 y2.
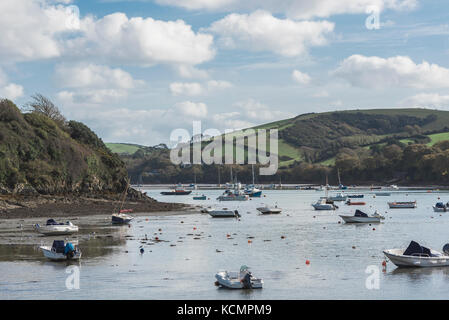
1 0 449 145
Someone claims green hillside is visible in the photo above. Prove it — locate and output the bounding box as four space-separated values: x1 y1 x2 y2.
106 143 146 155
256 108 449 166
0 99 128 195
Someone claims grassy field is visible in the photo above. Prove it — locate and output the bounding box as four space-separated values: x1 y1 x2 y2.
427 132 449 146
105 143 145 154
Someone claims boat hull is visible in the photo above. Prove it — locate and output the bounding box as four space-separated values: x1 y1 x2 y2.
215 272 263 289
193 196 207 200
208 211 238 218
339 215 381 223
388 202 417 208
112 214 134 224
217 196 248 201
35 225 79 236
161 191 192 195
312 204 335 210
40 246 82 261
257 207 281 214
433 206 447 212
383 249 449 267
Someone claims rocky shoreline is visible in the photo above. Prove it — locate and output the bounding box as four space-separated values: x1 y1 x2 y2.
0 188 188 219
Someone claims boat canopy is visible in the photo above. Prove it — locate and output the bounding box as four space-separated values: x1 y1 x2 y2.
435 202 445 208
52 240 66 253
46 219 64 225
354 209 368 217
403 241 432 257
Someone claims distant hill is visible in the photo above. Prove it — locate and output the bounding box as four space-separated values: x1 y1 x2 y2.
0 99 128 195
117 108 449 185
255 108 449 167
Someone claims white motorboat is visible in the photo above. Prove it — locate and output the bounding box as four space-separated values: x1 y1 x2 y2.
215 266 263 289
327 193 347 201
256 205 282 214
40 240 81 261
388 201 417 209
383 241 449 267
312 198 336 210
34 219 79 235
207 208 241 218
339 209 384 223
433 202 449 212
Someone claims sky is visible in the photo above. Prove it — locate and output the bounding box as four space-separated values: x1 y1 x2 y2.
1 0 449 146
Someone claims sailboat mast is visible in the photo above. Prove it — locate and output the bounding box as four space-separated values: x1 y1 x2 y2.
252 164 255 185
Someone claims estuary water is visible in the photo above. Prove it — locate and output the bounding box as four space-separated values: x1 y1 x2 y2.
2 188 449 299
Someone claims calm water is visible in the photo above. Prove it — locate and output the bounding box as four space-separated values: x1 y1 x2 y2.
2 188 449 299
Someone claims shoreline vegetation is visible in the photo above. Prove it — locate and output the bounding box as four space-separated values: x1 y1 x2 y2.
0 97 188 220
0 188 188 220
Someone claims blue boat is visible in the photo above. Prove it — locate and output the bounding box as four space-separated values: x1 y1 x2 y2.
193 195 207 200
347 194 364 198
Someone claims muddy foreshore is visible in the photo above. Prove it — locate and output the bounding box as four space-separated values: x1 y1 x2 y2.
0 191 191 220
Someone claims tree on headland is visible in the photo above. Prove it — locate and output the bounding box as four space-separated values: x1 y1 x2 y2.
24 93 66 127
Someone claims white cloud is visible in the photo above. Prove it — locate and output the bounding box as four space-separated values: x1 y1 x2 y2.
169 80 232 96
170 82 204 96
0 68 24 100
55 63 144 104
156 0 417 19
0 83 24 100
55 63 142 89
333 55 449 89
66 13 215 67
207 10 334 57
0 1 214 71
236 98 293 121
174 101 208 118
0 0 80 63
292 69 311 85
402 93 449 108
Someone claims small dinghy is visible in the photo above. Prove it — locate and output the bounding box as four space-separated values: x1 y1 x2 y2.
207 208 241 218
345 199 366 206
339 209 384 223
433 202 449 212
34 219 79 235
384 241 449 267
388 201 417 208
347 194 364 198
257 205 282 214
40 240 82 261
327 193 347 201
193 194 207 200
215 265 263 289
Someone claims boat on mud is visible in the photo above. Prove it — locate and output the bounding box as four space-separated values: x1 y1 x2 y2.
388 201 417 209
40 240 81 261
161 185 192 195
34 219 79 236
215 265 263 289
383 241 449 267
112 210 134 224
339 209 384 223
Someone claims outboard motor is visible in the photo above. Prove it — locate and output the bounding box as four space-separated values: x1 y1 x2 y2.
241 272 252 289
234 210 241 218
443 243 449 255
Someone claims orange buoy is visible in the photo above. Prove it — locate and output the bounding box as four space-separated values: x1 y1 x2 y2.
305 260 310 265
193 227 197 230
382 260 387 267
248 240 252 244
